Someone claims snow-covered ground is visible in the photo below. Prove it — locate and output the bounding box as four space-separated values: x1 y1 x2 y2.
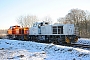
76 38 90 45
0 38 90 60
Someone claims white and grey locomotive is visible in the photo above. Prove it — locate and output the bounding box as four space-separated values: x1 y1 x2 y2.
29 21 78 44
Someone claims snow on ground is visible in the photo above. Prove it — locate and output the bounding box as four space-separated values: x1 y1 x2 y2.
76 38 90 45
0 38 90 60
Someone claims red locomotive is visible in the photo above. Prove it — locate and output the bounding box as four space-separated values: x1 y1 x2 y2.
7 25 29 40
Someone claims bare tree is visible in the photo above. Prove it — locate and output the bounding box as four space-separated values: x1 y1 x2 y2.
56 8 90 38
64 9 87 36
17 15 39 27
0 29 7 39
43 16 52 24
57 17 65 24
63 8 90 38
17 16 24 27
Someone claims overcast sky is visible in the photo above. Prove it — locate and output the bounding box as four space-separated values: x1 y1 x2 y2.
0 0 90 29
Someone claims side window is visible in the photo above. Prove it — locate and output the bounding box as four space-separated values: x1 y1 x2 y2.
53 26 57 34
58 26 63 34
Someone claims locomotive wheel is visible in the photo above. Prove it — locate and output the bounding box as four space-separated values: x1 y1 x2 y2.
52 39 59 44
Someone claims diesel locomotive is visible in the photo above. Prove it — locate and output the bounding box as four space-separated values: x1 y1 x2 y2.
7 21 78 44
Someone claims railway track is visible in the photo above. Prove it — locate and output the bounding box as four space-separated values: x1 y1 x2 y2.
62 43 90 50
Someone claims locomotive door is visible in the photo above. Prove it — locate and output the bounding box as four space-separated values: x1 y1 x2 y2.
68 25 73 35
58 26 63 34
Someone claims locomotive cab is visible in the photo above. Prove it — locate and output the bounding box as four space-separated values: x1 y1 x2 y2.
30 21 49 35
